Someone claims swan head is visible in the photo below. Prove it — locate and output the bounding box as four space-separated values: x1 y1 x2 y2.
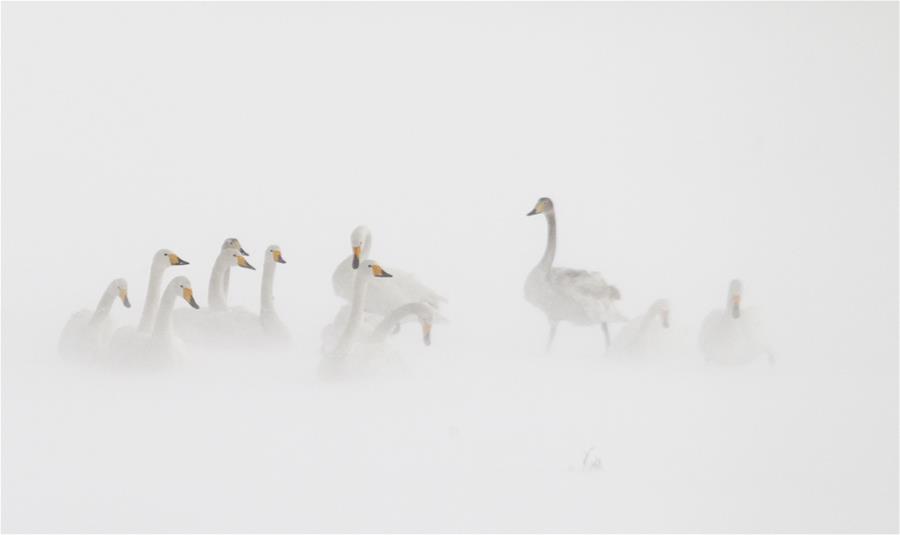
113 278 131 308
266 245 286 264
727 279 743 319
222 238 249 256
170 276 200 309
362 259 392 278
227 250 256 271
650 299 670 328
155 249 189 267
350 225 370 269
527 197 554 216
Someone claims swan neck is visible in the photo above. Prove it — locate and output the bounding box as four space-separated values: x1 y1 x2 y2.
208 252 231 311
334 270 370 355
90 282 118 325
152 284 179 337
260 259 276 313
137 263 165 333
538 211 557 270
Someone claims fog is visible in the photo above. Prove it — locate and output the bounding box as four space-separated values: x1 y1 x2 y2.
2 2 898 532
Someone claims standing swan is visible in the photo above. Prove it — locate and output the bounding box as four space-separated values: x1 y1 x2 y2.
332 225 446 317
699 280 774 365
59 278 131 357
524 197 624 350
136 249 190 333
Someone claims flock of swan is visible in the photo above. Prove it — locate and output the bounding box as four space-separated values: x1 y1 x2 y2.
58 197 774 369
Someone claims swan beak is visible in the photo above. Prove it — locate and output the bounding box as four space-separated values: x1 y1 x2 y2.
119 288 131 308
237 256 256 270
274 250 286 264
527 199 546 216
239 247 249 256
169 254 189 266
661 309 670 329
731 296 741 319
352 246 361 269
371 264 392 278
422 322 432 346
183 288 199 309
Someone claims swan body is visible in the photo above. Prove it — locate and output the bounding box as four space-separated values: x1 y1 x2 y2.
524 197 625 350
610 299 670 357
332 225 446 318
699 280 774 365
107 276 199 364
59 278 130 358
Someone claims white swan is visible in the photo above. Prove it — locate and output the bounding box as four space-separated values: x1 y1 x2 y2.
58 278 131 357
524 197 625 350
208 246 256 311
699 280 774 365
107 276 199 363
259 244 290 340
322 259 395 358
219 237 249 303
136 249 190 333
331 225 446 318
173 247 255 346
610 299 670 357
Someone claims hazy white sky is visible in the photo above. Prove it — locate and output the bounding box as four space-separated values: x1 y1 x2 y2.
2 2 897 532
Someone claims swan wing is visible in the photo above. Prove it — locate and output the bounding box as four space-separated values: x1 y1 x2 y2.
386 266 447 307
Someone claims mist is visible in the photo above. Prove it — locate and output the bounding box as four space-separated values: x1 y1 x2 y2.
2 2 898 532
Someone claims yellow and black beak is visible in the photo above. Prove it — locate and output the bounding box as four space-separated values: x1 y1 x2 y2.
422 323 432 346
239 247 249 256
352 246 361 269
237 256 256 270
119 288 131 308
183 287 199 309
169 253 190 266
526 200 545 216
274 250 286 264
371 264 392 278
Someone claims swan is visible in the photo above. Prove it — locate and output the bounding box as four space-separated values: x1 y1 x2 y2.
698 279 775 365
320 262 435 380
331 225 446 318
323 259 395 358
219 237 249 303
609 299 671 357
259 244 290 340
524 197 625 350
58 278 131 357
107 276 199 363
173 247 255 345
135 249 190 333
208 246 256 311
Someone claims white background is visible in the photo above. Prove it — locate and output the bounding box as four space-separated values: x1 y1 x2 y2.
2 2 898 532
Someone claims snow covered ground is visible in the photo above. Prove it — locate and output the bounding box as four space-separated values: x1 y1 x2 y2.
3 2 897 532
